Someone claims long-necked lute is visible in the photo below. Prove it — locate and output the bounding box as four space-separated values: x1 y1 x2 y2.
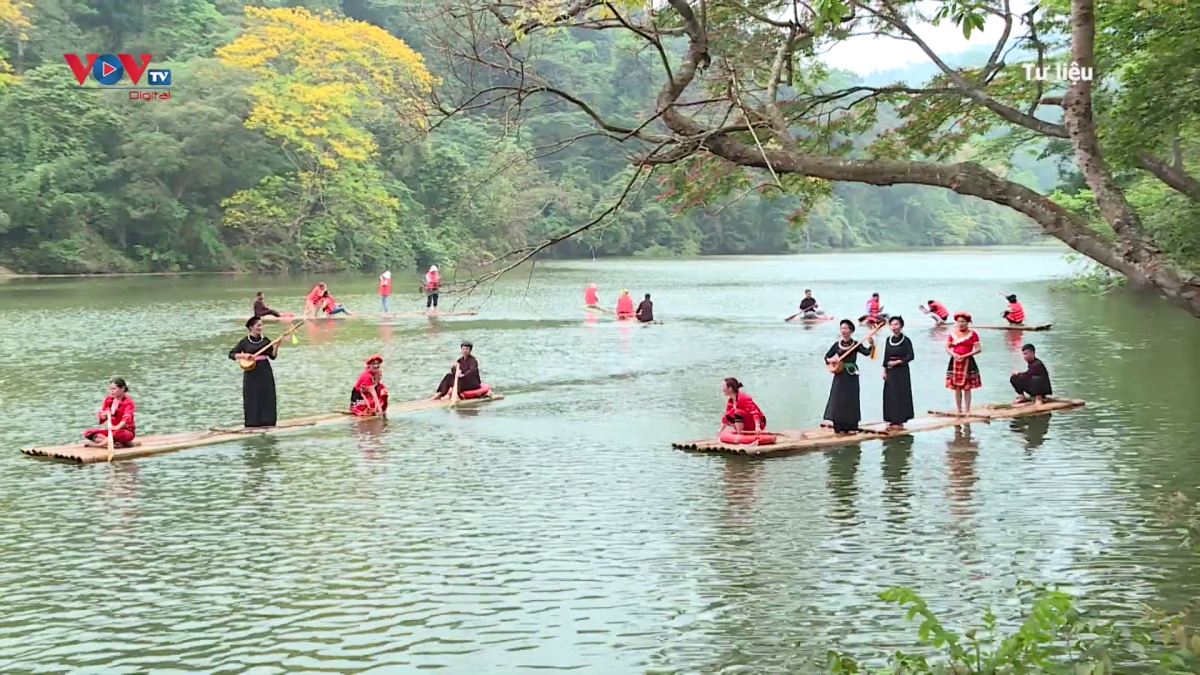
237 322 302 371
827 321 885 374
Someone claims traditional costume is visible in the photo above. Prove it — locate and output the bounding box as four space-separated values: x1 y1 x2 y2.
84 394 136 446
882 330 915 425
824 334 875 432
723 391 766 431
350 355 389 416
945 320 982 391
229 333 277 427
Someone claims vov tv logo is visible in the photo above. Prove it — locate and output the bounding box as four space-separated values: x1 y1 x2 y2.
63 53 172 101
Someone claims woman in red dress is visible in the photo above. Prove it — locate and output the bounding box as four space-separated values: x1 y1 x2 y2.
350 355 388 416
84 378 136 447
945 312 983 414
718 377 767 435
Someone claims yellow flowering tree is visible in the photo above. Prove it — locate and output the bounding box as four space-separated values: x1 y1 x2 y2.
0 0 32 86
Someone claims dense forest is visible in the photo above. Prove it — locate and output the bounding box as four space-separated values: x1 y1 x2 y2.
0 0 1050 274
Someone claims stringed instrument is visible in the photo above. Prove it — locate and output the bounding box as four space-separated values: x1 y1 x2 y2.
827 321 886 374
237 322 302 371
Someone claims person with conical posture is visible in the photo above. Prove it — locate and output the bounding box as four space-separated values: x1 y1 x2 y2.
229 316 279 428
823 319 875 434
424 265 441 311
881 316 915 430
615 289 634 319
83 378 136 448
433 342 481 400
351 354 389 416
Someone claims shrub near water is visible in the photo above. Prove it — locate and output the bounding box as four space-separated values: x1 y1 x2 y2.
826 581 1200 674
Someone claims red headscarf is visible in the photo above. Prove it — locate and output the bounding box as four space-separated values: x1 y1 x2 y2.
953 311 972 322
365 354 383 365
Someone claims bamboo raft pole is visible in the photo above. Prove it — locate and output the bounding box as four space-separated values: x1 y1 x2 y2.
20 394 504 464
671 397 1084 456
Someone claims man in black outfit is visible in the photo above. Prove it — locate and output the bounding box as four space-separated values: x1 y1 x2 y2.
636 294 654 323
1011 343 1052 405
799 289 823 318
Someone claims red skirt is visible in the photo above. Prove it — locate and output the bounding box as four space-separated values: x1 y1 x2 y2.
351 393 388 416
945 356 981 390
84 428 135 445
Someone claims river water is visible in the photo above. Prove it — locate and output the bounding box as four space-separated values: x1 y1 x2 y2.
1 247 1198 674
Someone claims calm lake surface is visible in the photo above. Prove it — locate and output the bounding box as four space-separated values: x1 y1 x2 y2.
2 247 1199 674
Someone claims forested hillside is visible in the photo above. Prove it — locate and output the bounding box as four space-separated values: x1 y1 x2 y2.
0 0 1046 274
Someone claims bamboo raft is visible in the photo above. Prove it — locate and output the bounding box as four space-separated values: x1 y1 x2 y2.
672 397 1084 456
21 394 504 464
971 323 1051 331
255 311 477 322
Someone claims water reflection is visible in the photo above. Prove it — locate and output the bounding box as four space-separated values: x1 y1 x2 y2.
1010 414 1052 452
946 425 980 520
827 446 861 528
721 456 762 513
882 436 914 525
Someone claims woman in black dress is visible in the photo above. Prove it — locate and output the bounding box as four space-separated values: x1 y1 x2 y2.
229 316 278 427
882 315 915 429
823 319 875 434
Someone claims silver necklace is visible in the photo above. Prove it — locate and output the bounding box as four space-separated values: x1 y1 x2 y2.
247 334 264 343
888 334 905 346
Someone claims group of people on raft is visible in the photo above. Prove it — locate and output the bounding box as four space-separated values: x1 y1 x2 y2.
585 284 655 322
82 316 490 448
715 312 1054 445
794 290 1028 328
250 264 445 322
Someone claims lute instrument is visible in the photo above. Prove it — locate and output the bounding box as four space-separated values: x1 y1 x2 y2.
237 322 302 371
827 321 885 374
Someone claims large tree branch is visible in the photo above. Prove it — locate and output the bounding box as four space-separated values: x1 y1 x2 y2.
1136 150 1200 203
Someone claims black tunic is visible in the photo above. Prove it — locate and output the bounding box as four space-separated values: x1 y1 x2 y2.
882 333 915 424
253 299 281 318
1011 358 1053 397
823 339 873 432
229 335 278 427
437 355 482 395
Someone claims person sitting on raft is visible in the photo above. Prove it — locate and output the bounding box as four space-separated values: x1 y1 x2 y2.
862 292 886 325
253 291 282 319
303 282 327 318
584 283 599 308
319 290 351 316
924 299 949 324
1011 343 1052 405
615 289 635 319
432 342 481 400
84 378 136 448
636 293 654 323
351 354 389 416
718 377 767 436
1003 294 1025 325
799 289 824 318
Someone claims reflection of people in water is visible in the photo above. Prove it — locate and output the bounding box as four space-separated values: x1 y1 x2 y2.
721 457 763 513
1010 414 1051 451
827 446 861 526
882 435 914 524
946 425 979 518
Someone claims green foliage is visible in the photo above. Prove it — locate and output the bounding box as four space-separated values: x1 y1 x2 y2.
826 582 1200 674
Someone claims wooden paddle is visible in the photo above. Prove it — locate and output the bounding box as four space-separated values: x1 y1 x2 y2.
449 364 460 404
828 321 885 373
237 322 302 371
105 402 116 462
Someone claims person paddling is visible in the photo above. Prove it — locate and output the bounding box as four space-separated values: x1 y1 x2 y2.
799 289 824 318
636 293 654 323
433 342 481 400
351 354 389 416
1011 343 1052 405
379 271 392 315
424 265 441 311
615 289 634 319
1003 294 1025 325
83 378 136 448
862 292 886 326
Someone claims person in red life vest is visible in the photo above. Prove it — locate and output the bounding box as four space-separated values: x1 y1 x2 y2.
615 289 634 319
861 292 886 326
320 290 352 316
584 283 599 307
718 377 766 435
945 312 983 414
424 265 441 311
432 342 481 400
1003 294 1025 325
379 271 392 315
924 299 949 324
303 282 327 317
83 378 136 447
350 354 389 416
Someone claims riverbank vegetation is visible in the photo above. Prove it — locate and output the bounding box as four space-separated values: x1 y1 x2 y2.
0 0 1042 276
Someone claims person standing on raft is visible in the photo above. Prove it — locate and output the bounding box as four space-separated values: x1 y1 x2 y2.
303 282 327 318
923 299 949 325
945 312 982 414
823 319 875 434
1011 343 1052 405
636 294 654 323
799 289 824 318
379 271 392 315
351 354 389 416
253 291 282 319
718 378 767 436
84 378 136 447
615 289 635 319
882 316 915 430
1002 294 1025 325
229 316 279 428
424 265 441 311
433 342 481 400
584 283 600 308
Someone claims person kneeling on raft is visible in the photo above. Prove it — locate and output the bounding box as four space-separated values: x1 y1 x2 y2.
84 378 136 447
432 341 481 399
717 377 767 436
351 354 389 416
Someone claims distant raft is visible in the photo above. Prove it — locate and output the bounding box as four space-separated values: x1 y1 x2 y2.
672 397 1084 456
970 323 1052 331
21 394 504 464
787 315 835 323
254 311 478 322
